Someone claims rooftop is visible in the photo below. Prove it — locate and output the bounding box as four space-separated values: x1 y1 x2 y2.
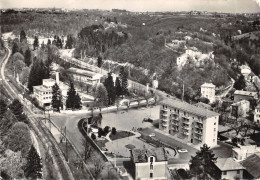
131 147 167 163
234 90 257 97
233 145 260 155
215 158 245 171
33 85 51 92
161 99 219 118
231 100 250 106
67 67 97 77
201 83 215 88
241 153 260 178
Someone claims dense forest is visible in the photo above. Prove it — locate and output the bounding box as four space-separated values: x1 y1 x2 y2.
1 10 260 101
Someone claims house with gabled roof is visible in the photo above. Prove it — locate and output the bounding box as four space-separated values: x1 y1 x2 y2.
215 158 245 180
130 147 168 180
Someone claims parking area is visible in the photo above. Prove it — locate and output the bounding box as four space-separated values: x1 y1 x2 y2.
101 105 160 131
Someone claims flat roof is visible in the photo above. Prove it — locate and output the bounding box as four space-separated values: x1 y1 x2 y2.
33 85 51 92
201 83 215 88
161 99 219 118
234 90 257 97
68 67 97 77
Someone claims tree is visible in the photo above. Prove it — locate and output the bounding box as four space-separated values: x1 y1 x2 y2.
65 34 74 49
20 66 30 85
91 133 96 140
0 150 26 179
5 122 32 157
94 83 108 111
47 39 51 45
28 58 49 93
0 98 7 119
0 110 17 137
33 36 39 50
12 42 19 54
9 99 27 123
104 73 115 105
20 30 26 43
81 137 92 163
234 75 246 90
97 56 102 68
199 97 210 104
93 160 105 178
120 67 128 96
112 127 117 135
52 83 63 112
24 48 31 67
190 144 218 179
66 81 82 109
24 145 42 179
115 77 122 97
98 128 104 137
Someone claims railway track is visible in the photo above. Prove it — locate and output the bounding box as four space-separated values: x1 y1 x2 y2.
0 45 75 180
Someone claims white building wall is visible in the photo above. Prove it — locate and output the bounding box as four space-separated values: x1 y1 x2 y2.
221 170 243 180
254 108 260 124
203 116 218 147
201 86 215 103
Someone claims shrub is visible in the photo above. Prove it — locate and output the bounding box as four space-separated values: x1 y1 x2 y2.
91 133 96 140
98 128 104 138
112 127 117 135
104 126 110 135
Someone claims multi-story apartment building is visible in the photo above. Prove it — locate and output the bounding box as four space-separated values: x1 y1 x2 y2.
159 99 219 147
130 148 168 180
201 82 216 103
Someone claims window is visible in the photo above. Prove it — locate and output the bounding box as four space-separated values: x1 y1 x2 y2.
223 171 227 175
214 122 216 125
150 157 153 162
150 173 153 178
214 128 216 131
237 170 240 174
213 139 215 142
150 164 153 170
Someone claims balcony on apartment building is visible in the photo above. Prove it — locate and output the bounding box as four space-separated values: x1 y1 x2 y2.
161 108 168 112
196 118 203 124
182 124 189 130
194 129 203 135
182 119 190 125
172 121 179 126
172 127 179 132
182 128 189 136
195 123 203 129
171 110 179 115
160 109 168 114
194 134 202 141
161 121 168 127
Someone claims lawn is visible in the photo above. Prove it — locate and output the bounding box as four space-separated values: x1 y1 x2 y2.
94 139 109 149
109 131 135 141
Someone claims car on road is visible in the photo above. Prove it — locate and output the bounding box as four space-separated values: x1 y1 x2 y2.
149 133 155 137
177 149 188 153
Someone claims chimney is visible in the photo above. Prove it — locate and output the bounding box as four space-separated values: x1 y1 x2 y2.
56 72 59 85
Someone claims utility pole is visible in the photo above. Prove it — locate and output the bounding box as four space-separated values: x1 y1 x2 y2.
65 126 68 162
182 82 184 101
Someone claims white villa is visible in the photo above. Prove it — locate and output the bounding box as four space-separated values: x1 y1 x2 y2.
176 49 214 68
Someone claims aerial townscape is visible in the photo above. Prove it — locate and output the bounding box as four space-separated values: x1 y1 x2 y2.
1 0 260 179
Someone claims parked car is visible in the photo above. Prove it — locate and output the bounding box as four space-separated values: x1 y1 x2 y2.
149 133 155 137
177 149 188 153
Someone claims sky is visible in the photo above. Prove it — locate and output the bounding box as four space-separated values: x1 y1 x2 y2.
1 0 260 13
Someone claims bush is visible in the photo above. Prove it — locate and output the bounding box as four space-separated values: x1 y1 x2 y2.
104 126 110 135
112 127 117 135
91 133 96 140
98 128 104 138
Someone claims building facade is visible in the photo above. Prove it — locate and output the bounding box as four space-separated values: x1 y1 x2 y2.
254 104 260 124
67 67 102 85
159 99 219 147
232 145 260 161
233 90 258 103
201 83 216 103
130 148 168 180
215 158 245 180
231 100 250 118
33 72 69 108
